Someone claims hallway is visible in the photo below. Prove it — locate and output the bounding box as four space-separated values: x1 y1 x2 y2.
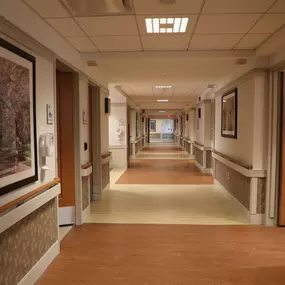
36 143 285 285
85 143 246 225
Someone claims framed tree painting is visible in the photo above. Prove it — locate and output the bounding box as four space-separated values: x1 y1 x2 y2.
150 120 156 132
0 38 38 196
221 88 238 139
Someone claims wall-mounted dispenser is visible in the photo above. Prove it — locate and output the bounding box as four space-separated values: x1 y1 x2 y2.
117 129 124 141
39 133 54 171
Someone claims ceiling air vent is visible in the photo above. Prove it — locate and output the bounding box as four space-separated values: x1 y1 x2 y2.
159 0 176 4
235 59 248 66
87 60 98 67
60 0 134 16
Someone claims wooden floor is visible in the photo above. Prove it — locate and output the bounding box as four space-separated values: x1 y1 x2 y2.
141 146 183 152
37 224 285 285
116 159 213 184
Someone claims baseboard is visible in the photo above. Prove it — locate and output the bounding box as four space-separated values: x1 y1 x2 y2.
19 241 60 285
82 204 91 222
194 161 212 174
214 179 264 225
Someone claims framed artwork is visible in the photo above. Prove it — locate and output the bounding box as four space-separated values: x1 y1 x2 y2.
150 120 156 132
0 38 38 196
46 104 53 125
221 88 238 139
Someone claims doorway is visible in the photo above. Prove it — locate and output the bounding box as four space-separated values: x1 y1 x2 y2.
56 61 78 225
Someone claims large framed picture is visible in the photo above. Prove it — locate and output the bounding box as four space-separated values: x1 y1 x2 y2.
150 120 156 132
0 38 38 196
221 88 238 139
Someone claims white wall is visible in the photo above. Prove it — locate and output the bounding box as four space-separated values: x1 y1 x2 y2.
214 71 268 167
0 33 56 206
189 109 196 141
109 104 127 147
101 90 109 154
79 75 89 164
196 103 205 145
150 119 174 133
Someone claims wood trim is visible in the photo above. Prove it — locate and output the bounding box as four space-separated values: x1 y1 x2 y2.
101 152 112 159
81 162 92 169
0 178 60 214
212 152 266 178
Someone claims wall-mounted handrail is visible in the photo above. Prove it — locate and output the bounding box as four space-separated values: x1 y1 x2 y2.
0 178 60 215
81 162 92 169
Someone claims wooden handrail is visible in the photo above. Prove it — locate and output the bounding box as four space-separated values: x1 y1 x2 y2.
101 152 112 159
213 150 252 170
0 178 60 214
81 162 92 169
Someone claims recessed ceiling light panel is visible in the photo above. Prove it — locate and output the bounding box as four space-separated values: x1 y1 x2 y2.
145 17 189 34
157 99 169 102
154 85 172 89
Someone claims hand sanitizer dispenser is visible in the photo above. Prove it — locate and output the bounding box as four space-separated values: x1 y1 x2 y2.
39 133 54 171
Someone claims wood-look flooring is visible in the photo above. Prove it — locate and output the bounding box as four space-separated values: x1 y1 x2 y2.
37 224 285 285
116 159 213 184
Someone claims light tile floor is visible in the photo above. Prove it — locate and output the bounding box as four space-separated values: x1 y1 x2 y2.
87 168 248 225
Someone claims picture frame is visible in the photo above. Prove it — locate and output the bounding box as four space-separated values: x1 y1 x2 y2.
46 104 53 125
221 88 238 139
0 38 38 196
150 120 156 132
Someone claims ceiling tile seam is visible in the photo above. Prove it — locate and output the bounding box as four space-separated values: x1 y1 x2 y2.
57 0 74 17
21 0 96 53
72 17 100 51
134 14 144 51
232 0 279 50
187 0 207 50
255 21 285 50
171 87 176 99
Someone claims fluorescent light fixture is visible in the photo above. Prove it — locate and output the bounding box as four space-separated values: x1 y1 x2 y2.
145 17 189 34
159 110 166 112
157 99 169 102
154 85 172 89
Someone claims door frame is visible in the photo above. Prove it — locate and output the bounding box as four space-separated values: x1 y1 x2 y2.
89 83 103 200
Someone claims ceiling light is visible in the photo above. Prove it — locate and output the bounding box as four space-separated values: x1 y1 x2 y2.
145 17 189 34
154 85 172 89
159 110 166 112
157 99 169 102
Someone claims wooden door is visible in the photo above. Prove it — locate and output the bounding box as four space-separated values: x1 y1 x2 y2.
278 72 285 226
56 72 76 210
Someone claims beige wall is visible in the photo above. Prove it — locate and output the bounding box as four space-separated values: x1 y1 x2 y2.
100 89 109 155
214 71 268 168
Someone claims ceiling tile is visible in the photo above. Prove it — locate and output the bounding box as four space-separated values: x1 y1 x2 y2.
47 18 85 37
66 37 98 52
91 36 142 51
137 15 198 36
195 14 261 34
249 14 285 33
202 0 275 13
23 0 69 18
235 34 271 49
75 16 138 36
269 0 285 13
141 35 190 50
133 0 204 14
189 34 243 50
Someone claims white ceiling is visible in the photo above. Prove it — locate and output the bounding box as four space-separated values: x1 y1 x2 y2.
22 0 285 115
23 0 285 52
